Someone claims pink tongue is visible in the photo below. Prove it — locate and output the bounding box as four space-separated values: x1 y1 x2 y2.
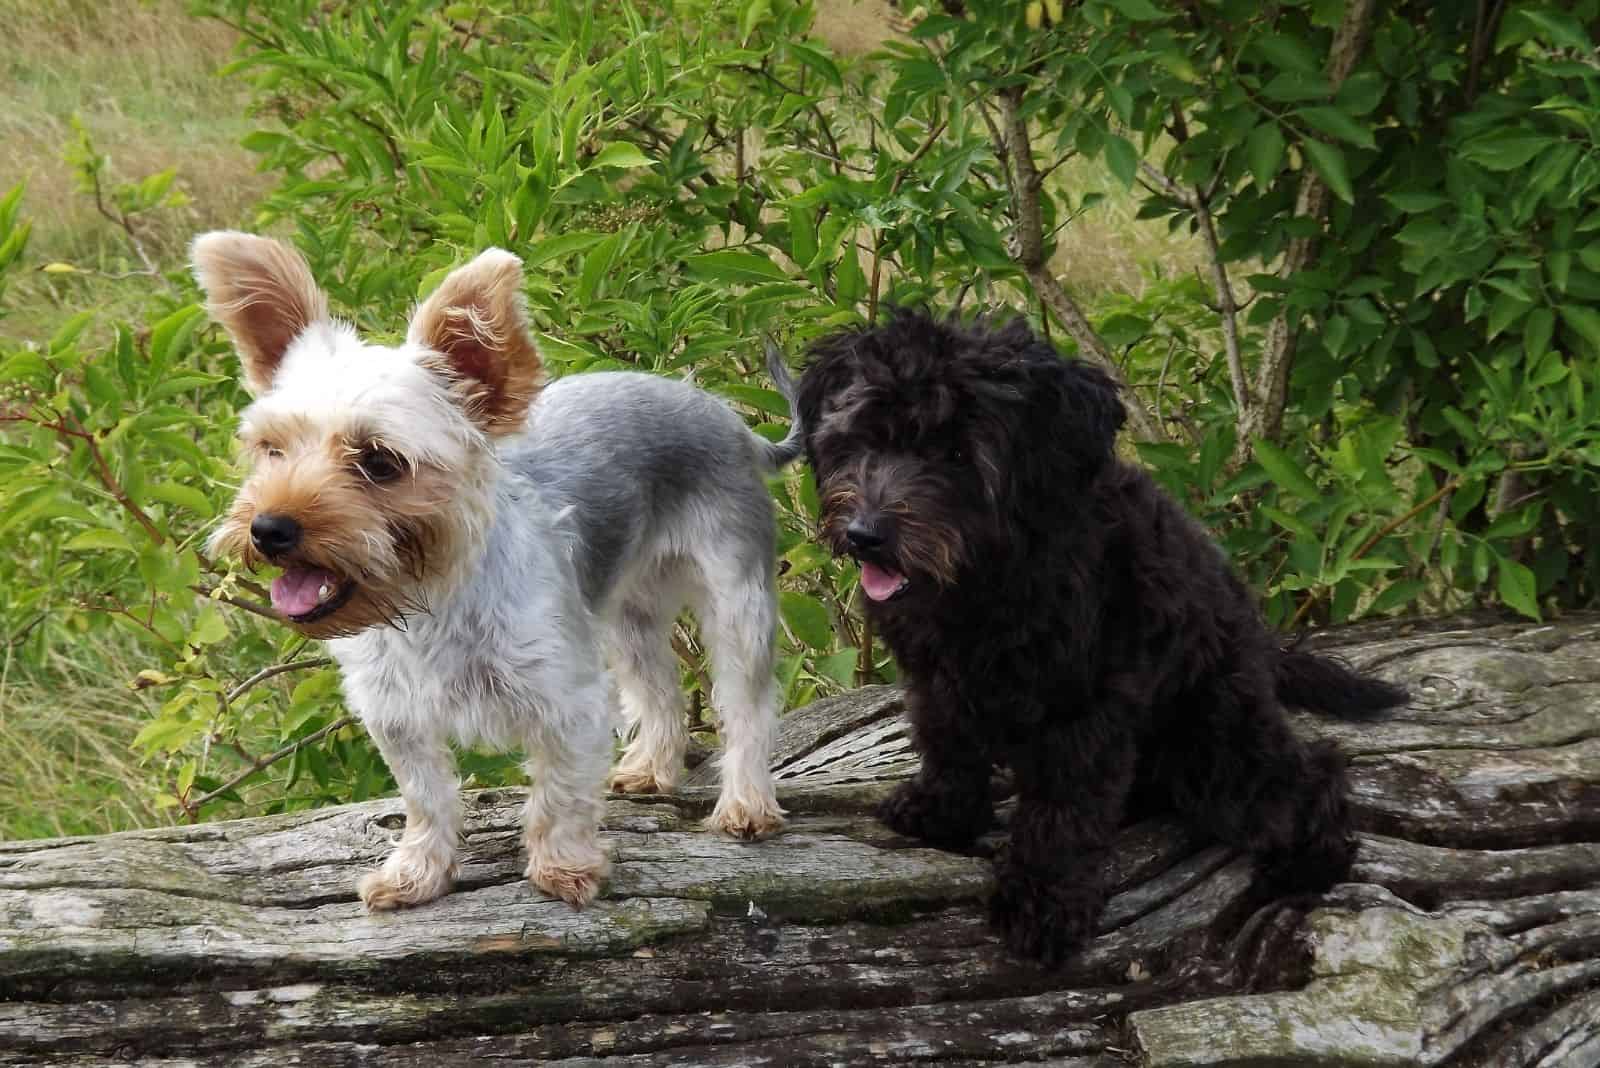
860 562 906 602
271 567 339 617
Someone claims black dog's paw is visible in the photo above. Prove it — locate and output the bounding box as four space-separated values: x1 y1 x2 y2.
988 867 1099 968
878 776 991 849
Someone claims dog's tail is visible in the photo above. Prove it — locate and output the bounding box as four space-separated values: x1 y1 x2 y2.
1276 647 1408 720
758 336 805 470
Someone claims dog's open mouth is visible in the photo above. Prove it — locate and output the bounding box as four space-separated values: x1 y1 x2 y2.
271 566 357 624
859 560 910 603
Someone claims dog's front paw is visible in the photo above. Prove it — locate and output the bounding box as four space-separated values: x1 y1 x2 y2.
527 850 610 909
608 764 673 795
878 776 991 849
706 791 786 840
357 845 457 911
988 867 1100 968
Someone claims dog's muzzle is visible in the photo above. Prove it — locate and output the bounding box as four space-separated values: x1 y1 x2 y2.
841 514 910 603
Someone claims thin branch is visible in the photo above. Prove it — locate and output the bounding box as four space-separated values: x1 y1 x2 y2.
85 165 162 281
671 623 716 705
736 64 843 170
1138 161 1250 419
226 657 332 705
992 91 1163 441
1287 479 1460 629
184 714 358 817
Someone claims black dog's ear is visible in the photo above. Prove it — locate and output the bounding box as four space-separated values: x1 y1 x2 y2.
1053 359 1127 466
795 328 862 459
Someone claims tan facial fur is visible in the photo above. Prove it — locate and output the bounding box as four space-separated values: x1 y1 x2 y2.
209 418 468 639
193 232 542 638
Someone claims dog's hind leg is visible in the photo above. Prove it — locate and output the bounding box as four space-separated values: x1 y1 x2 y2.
693 566 786 840
606 601 690 796
989 714 1137 966
1161 672 1356 896
357 722 462 911
522 678 613 908
879 680 994 849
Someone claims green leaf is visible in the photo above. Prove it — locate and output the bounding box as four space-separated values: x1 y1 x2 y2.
1253 32 1320 73
835 236 865 306
1384 192 1449 213
1246 122 1285 188
587 142 652 170
779 591 833 650
1519 9 1593 50
816 649 857 687
63 528 135 553
1104 135 1139 188
49 311 96 354
716 384 792 417
1252 440 1322 500
1497 557 1540 620
1368 579 1425 616
1105 0 1168 20
788 42 842 88
189 603 230 646
147 481 216 518
1462 132 1553 172
523 231 607 267
1301 140 1354 204
1296 107 1375 150
1259 505 1317 540
1560 306 1600 353
684 250 789 285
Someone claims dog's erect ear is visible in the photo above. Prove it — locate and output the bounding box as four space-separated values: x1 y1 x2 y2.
408 248 544 436
191 231 330 396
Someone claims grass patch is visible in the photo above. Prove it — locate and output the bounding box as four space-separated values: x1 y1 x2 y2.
0 635 162 839
0 0 270 346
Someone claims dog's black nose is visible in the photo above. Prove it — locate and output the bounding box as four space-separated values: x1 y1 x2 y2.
250 513 303 556
845 517 886 551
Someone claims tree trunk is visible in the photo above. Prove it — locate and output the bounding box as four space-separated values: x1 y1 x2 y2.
1242 0 1382 453
4 615 1600 1066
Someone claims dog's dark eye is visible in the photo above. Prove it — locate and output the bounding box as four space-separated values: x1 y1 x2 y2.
356 447 406 483
262 443 284 460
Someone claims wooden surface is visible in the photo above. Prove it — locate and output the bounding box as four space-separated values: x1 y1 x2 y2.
3 615 1600 1066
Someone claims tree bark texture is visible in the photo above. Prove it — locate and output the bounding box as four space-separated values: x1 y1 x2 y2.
4 615 1600 1066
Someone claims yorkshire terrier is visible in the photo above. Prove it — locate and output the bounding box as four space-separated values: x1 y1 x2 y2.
194 233 798 911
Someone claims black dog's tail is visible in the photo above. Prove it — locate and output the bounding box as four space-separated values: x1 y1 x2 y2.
1276 648 1408 719
758 336 805 470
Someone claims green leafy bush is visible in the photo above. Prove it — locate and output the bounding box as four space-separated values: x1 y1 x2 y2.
2 0 1597 831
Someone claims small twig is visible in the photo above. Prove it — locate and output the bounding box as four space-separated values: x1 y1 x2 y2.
1287 479 1460 629
1139 160 1249 420
184 714 358 818
671 623 716 706
987 91 1162 442
191 585 279 623
856 612 875 687
227 658 332 705
736 64 843 170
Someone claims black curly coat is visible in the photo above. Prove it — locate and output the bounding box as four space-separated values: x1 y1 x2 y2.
794 309 1408 966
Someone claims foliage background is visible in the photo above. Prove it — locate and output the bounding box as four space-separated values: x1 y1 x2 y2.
2 0 1597 838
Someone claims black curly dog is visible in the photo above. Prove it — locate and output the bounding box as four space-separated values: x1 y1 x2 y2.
793 309 1407 966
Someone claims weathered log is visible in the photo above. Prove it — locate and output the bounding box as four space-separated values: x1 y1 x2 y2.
3 615 1599 1066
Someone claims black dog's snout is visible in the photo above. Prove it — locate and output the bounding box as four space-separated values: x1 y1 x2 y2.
250 513 303 556
845 517 888 552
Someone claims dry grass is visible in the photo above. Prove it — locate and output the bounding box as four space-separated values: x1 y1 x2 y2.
0 0 271 345
0 637 162 839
